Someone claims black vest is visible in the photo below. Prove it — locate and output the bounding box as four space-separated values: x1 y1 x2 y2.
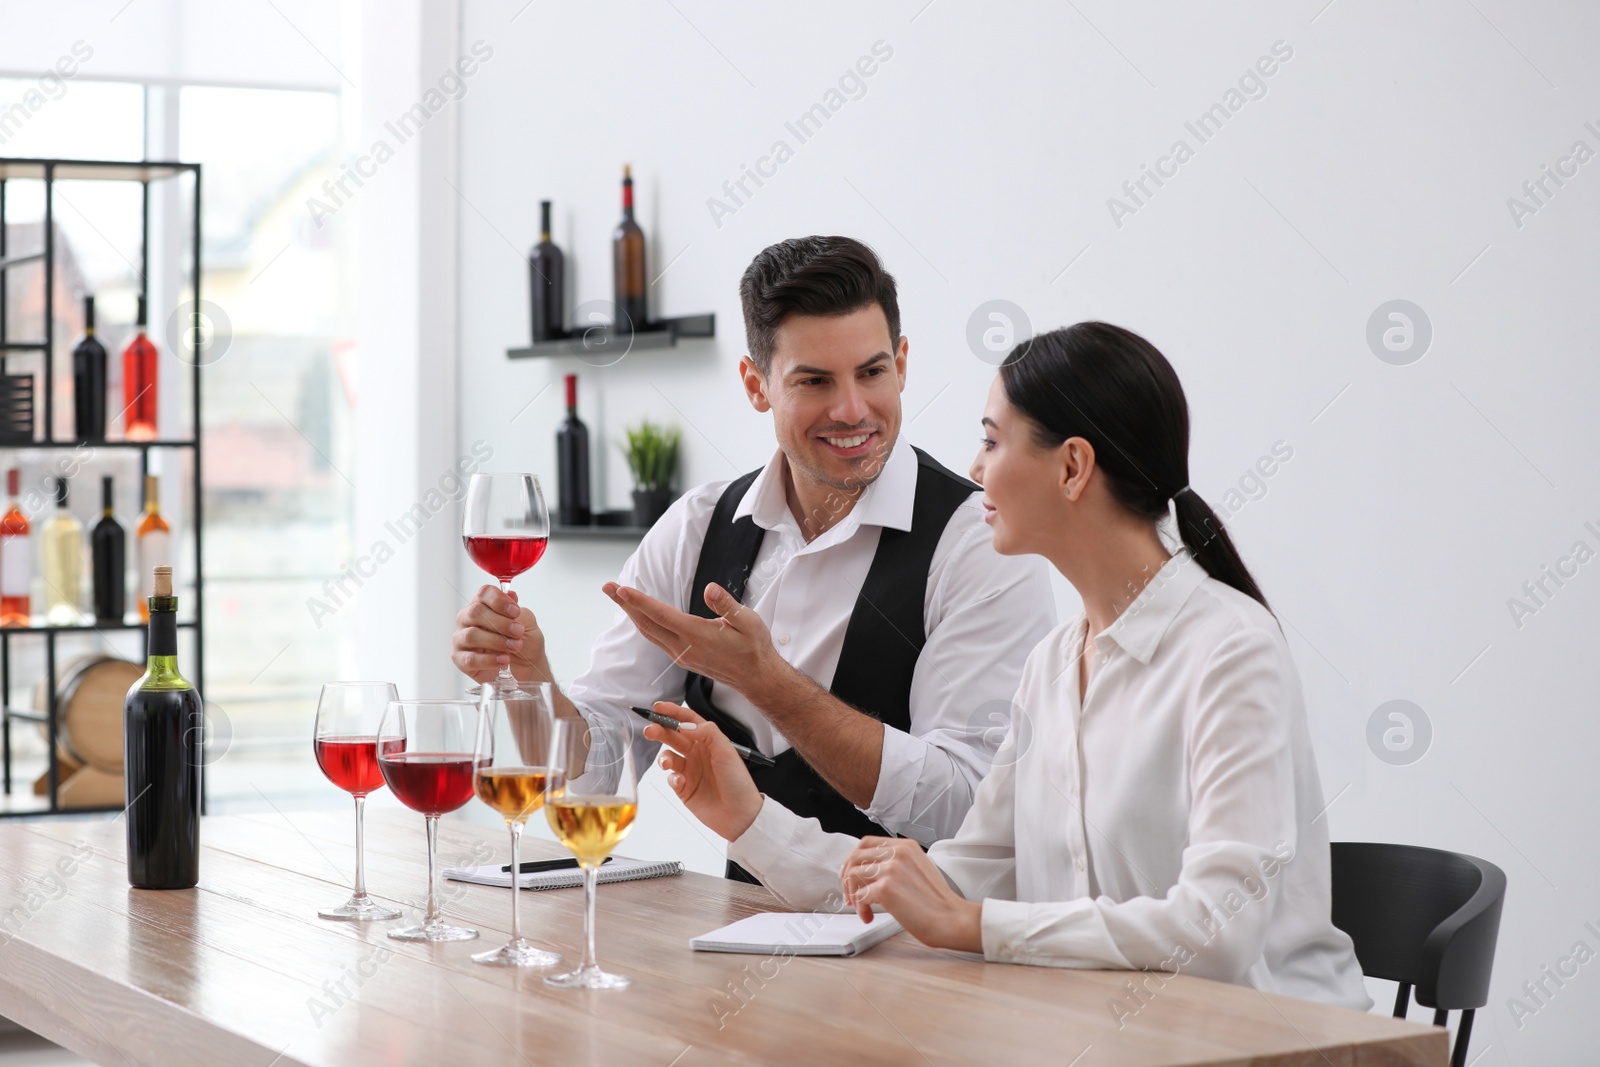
683 447 978 883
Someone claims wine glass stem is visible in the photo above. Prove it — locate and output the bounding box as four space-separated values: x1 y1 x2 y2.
507 821 523 944
497 580 517 686
581 862 600 972
352 794 368 900
424 815 441 926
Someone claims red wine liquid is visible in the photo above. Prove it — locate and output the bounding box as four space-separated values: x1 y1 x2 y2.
316 735 401 796
463 535 547 582
380 752 483 814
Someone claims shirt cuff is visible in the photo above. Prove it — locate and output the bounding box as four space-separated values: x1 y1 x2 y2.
727 796 806 879
980 898 1122 968
863 723 928 833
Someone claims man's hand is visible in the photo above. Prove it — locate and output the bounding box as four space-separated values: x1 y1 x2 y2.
644 701 763 842
451 585 548 684
603 581 789 699
840 837 983 952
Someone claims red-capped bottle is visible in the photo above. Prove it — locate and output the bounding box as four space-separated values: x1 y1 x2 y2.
123 295 159 441
0 469 30 626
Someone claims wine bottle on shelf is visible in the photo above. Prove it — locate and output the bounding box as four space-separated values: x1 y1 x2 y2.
124 565 202 890
92 475 126 624
529 199 565 342
0 469 30 626
556 373 591 527
136 474 171 623
42 477 82 625
123 295 159 441
72 295 108 441
612 164 647 334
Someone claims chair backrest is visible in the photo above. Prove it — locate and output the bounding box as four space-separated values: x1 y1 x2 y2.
1330 842 1506 1010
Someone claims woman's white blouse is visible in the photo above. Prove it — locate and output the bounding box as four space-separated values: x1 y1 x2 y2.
728 549 1372 1010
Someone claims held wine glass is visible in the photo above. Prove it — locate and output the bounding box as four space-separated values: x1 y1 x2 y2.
471 682 564 967
544 717 639 989
463 472 549 695
313 681 402 921
378 698 486 942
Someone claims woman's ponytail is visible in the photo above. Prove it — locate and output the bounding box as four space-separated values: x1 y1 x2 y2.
1171 487 1269 611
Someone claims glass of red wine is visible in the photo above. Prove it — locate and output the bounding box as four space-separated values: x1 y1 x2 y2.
463 472 549 695
314 681 403 922
378 698 487 942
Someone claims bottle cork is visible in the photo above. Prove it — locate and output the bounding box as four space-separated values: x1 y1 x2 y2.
153 566 173 597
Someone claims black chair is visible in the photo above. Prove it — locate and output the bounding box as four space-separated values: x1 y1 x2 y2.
1330 842 1506 1067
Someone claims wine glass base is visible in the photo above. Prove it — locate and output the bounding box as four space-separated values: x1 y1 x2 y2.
388 921 479 942
545 965 631 990
318 896 402 922
472 939 562 967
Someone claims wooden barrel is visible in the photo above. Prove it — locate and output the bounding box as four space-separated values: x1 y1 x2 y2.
32 654 143 775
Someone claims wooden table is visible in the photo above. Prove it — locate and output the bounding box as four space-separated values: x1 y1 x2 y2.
0 810 1444 1066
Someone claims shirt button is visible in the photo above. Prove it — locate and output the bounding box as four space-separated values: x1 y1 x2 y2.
777 634 790 645
997 945 1013 962
1075 858 1086 872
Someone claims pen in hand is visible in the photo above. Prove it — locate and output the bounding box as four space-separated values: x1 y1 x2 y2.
629 706 777 767
501 856 612 874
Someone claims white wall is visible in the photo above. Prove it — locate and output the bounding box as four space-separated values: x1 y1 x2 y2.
446 2 1597 1062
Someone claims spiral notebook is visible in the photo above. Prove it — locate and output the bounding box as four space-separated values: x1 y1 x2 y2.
444 856 682 891
691 912 904 957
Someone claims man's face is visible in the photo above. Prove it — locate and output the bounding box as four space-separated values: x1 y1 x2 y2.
741 304 908 494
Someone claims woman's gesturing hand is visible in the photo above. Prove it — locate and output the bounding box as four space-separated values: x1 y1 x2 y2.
643 702 764 843
840 837 983 953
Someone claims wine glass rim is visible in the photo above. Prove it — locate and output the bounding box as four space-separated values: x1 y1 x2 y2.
322 680 399 689
387 697 481 706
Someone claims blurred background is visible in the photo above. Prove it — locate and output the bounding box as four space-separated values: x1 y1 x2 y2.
0 1 1596 1063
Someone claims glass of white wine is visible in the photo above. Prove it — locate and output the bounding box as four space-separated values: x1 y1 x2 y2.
543 717 639 990
471 682 563 967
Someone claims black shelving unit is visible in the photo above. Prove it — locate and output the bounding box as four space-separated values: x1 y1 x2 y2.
0 157 204 817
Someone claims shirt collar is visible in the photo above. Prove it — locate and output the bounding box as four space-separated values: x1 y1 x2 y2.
734 434 918 535
1096 548 1210 665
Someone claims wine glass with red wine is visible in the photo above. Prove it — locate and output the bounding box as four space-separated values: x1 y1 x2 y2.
314 681 402 921
378 698 487 942
463 472 549 695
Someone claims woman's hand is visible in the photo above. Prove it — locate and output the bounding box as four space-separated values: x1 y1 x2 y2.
840 837 983 953
644 702 764 843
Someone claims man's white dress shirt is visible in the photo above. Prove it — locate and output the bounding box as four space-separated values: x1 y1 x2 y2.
566 435 1057 844
728 549 1372 1010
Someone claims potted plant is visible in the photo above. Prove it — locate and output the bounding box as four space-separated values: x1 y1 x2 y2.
621 420 680 528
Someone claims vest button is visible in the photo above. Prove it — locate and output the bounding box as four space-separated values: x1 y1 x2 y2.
806 788 821 802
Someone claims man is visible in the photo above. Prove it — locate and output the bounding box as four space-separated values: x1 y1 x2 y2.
453 236 1054 880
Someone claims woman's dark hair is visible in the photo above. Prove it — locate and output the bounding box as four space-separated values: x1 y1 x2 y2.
738 236 900 375
999 321 1271 611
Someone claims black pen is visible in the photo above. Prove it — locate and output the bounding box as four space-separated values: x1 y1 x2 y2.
630 706 777 767
501 856 611 874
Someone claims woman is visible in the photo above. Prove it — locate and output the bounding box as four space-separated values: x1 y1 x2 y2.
644 322 1370 1009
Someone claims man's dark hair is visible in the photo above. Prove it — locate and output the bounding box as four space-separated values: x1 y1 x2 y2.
738 236 900 375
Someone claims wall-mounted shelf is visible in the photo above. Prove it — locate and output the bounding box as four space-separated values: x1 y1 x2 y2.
550 509 651 540
507 312 714 360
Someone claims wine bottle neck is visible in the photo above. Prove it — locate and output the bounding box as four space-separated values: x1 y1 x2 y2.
146 601 183 674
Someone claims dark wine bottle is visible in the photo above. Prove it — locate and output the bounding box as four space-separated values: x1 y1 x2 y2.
91 474 126 623
556 373 591 527
529 199 565 342
612 164 647 334
124 565 202 889
72 295 108 441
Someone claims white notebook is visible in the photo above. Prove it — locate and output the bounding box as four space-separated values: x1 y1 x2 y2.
691 912 904 957
444 856 681 891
